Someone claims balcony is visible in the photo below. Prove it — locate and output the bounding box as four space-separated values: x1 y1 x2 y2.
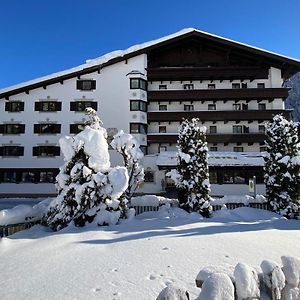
147 133 266 144
147 109 291 122
147 66 269 81
147 88 289 102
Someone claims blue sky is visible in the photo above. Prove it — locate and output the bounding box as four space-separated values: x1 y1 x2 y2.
0 0 299 88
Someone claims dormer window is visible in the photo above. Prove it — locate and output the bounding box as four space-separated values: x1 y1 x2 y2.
76 80 96 91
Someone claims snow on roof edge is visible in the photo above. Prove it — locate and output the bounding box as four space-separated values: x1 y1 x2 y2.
1 27 299 95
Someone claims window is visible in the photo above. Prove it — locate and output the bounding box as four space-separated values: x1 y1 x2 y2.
3 171 17 183
159 126 166 133
130 78 147 90
223 171 234 183
0 124 25 134
208 84 216 89
233 146 244 152
32 146 60 157
21 171 35 183
234 171 246 183
209 171 218 183
144 168 154 182
209 126 217 134
76 80 96 91
159 85 167 90
34 124 61 134
260 146 267 152
258 103 266 110
184 104 194 111
40 171 55 183
130 123 147 134
159 105 167 111
130 100 147 112
70 123 85 134
5 101 24 112
233 104 241 110
140 146 147 155
183 84 194 90
258 125 265 133
159 146 167 152
35 101 62 112
208 104 216 110
233 125 242 133
232 83 240 89
0 146 24 156
257 83 265 88
210 146 218 151
241 83 247 89
70 101 97 112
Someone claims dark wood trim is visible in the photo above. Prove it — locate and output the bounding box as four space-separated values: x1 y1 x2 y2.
1 31 299 99
147 109 291 122
147 66 269 81
148 88 290 102
147 133 266 144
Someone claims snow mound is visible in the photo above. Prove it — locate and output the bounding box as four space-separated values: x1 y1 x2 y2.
212 207 281 222
0 198 52 225
197 273 234 300
281 256 300 287
261 260 285 299
234 262 260 299
196 264 235 287
156 285 189 300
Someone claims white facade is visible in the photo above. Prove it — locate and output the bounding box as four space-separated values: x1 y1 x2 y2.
0 28 298 197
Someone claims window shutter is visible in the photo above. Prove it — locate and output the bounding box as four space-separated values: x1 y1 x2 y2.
91 102 98 110
17 147 24 156
0 125 4 134
32 146 39 156
20 102 25 111
76 80 83 90
35 102 41 111
5 102 11 111
34 124 40 133
69 124 76 134
70 102 76 111
56 102 62 111
54 146 60 156
0 147 3 156
91 80 96 90
20 124 25 134
55 124 61 133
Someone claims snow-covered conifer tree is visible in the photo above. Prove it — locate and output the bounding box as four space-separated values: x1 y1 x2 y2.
43 108 129 231
111 130 144 200
264 114 300 219
169 118 212 217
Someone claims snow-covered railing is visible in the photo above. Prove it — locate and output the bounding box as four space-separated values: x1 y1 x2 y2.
0 220 40 238
212 202 271 211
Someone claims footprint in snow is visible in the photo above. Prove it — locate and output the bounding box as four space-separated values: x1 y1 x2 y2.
149 274 157 280
111 268 118 272
92 287 101 292
162 247 169 251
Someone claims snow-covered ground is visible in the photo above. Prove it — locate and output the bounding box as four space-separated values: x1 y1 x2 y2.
0 207 300 300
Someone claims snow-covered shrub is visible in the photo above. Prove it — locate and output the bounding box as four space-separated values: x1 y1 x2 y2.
281 256 300 287
197 273 234 300
156 285 190 300
43 108 129 231
260 260 285 300
168 118 212 217
111 130 144 200
234 262 260 299
263 114 300 219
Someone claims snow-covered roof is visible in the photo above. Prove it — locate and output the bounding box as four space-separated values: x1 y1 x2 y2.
156 151 264 167
1 27 300 98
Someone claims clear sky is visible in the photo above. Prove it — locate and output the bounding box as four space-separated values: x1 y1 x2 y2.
0 0 299 89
